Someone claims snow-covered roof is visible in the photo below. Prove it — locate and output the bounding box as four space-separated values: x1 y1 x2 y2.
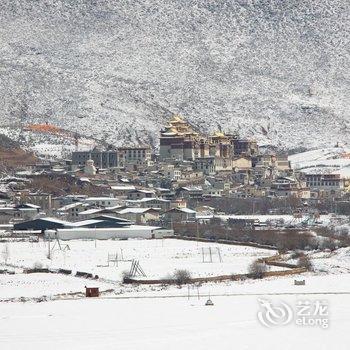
128 197 170 203
94 215 131 223
180 186 203 191
69 219 103 227
49 224 162 232
118 208 159 214
78 208 104 215
131 189 155 194
111 185 136 191
84 197 118 201
38 217 70 225
78 206 124 216
58 202 84 211
18 203 41 209
167 207 196 214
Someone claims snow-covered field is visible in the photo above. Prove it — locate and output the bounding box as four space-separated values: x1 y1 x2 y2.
0 273 112 299
1 238 350 300
1 284 349 350
1 239 277 283
218 214 333 226
1 238 350 349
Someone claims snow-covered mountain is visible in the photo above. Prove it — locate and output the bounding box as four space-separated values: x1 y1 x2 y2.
0 0 349 150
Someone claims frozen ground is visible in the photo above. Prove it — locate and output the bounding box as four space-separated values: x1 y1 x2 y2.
0 273 113 299
309 247 350 274
1 239 277 282
1 239 350 300
0 290 349 350
218 214 332 226
1 239 350 349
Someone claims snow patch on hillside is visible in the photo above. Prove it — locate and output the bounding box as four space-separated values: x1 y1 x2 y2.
289 147 350 177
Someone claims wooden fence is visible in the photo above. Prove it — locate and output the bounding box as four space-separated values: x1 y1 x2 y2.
123 267 307 285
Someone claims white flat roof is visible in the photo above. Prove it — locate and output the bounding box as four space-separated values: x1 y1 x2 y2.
47 225 162 232
84 197 118 201
69 219 103 227
111 186 136 190
118 208 158 214
78 208 104 215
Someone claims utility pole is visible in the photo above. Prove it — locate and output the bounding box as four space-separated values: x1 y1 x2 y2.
196 220 199 246
47 237 51 260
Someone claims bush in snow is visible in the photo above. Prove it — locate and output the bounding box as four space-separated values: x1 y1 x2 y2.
121 270 131 283
297 256 313 271
173 269 192 285
248 260 267 279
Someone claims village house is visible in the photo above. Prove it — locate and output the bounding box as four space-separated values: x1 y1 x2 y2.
51 195 88 210
72 149 118 169
82 197 121 207
179 169 204 181
233 138 258 157
110 185 136 197
176 186 204 200
77 206 127 220
205 177 231 192
194 157 235 175
127 189 156 200
127 198 171 212
304 173 344 190
117 146 152 167
170 198 188 209
154 188 176 201
17 192 52 212
0 203 41 224
232 156 252 170
56 202 89 220
163 207 197 223
161 164 182 180
116 207 160 224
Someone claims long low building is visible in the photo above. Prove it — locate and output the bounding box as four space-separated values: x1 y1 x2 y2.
45 226 174 240
14 215 174 240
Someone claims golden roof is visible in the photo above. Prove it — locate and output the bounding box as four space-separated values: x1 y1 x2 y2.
170 115 185 123
213 131 225 138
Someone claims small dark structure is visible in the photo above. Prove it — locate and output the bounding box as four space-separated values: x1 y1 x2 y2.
85 287 99 297
76 271 94 278
205 298 214 306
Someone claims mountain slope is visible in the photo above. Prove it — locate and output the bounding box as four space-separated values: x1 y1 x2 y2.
0 0 349 149
0 134 37 170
